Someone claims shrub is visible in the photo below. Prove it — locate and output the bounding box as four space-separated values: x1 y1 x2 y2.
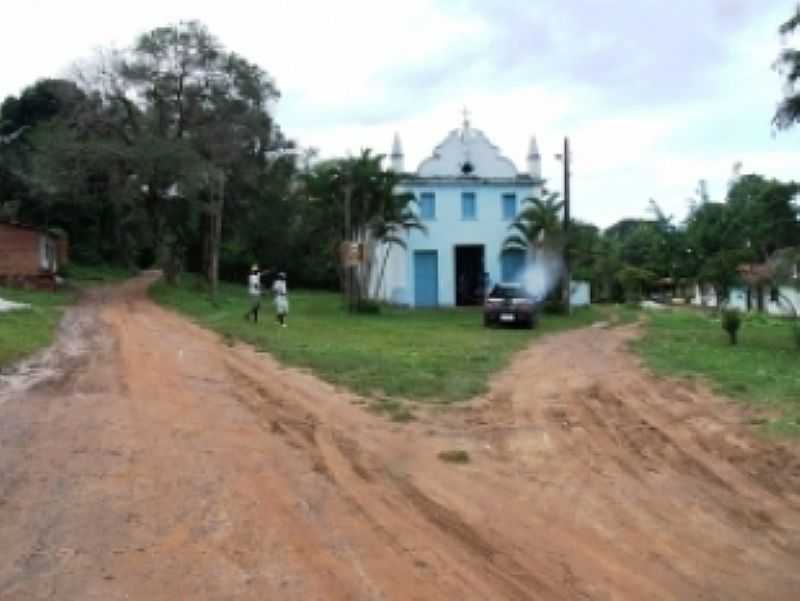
370 397 414 422
437 449 471 464
721 308 742 345
542 299 567 315
355 300 381 314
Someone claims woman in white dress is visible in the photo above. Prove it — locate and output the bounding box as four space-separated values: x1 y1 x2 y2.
244 264 262 322
272 272 289 327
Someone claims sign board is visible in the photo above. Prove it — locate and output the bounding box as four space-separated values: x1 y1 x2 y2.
340 242 364 266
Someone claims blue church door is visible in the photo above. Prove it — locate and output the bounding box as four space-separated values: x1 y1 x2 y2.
414 250 438 307
501 249 526 284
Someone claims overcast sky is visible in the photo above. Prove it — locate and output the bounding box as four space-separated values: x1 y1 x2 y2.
2 1 798 227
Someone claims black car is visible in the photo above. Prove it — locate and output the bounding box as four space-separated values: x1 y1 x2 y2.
484 283 539 328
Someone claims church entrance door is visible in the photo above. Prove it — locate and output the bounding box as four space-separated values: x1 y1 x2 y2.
455 245 485 306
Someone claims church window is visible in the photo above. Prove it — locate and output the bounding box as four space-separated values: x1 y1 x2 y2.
420 193 436 220
461 192 477 220
502 194 517 220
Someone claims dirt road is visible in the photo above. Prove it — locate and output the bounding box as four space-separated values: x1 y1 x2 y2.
1 275 799 600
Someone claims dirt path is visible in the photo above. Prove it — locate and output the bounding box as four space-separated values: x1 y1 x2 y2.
1 275 799 600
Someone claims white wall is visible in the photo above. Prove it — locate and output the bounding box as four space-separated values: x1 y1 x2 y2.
691 283 800 316
570 281 591 307
765 287 800 317
372 241 408 305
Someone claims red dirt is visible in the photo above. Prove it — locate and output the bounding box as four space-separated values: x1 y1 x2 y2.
1 274 799 600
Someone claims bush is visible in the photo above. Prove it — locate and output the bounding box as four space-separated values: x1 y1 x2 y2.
542 299 567 315
437 450 470 464
721 308 742 345
355 300 381 314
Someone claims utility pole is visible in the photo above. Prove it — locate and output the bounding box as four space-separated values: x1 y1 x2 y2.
344 181 354 313
562 137 572 315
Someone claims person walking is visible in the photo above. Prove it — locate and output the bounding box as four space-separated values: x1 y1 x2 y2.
245 264 263 322
273 272 289 327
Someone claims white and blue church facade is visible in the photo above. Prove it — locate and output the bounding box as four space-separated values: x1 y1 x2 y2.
374 117 543 307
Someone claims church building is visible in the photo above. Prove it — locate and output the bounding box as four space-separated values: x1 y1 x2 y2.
374 115 543 307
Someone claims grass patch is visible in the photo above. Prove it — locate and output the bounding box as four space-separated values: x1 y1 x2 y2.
369 397 415 422
599 303 641 327
633 308 800 436
0 287 75 367
151 274 606 403
61 263 137 285
437 449 471 464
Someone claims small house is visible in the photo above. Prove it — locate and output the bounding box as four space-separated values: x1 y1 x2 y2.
0 221 66 289
690 249 800 316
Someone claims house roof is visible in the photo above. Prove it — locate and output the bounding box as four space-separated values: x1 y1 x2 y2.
0 220 45 232
0 220 64 237
737 247 799 284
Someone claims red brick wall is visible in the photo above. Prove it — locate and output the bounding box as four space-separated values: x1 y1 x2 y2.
0 224 43 275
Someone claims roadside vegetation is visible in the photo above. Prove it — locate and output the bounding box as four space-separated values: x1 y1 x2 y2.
0 287 74 367
0 264 131 369
62 263 138 285
634 308 800 436
151 276 606 404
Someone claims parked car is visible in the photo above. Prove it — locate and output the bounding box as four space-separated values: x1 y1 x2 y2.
484 283 539 328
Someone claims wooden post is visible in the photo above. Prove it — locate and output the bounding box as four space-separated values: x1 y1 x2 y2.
344 181 354 312
208 171 224 299
562 137 572 314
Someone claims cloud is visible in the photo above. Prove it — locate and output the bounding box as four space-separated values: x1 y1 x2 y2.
426 0 788 110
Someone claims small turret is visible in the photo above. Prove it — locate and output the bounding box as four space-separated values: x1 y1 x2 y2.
527 136 541 180
390 133 404 173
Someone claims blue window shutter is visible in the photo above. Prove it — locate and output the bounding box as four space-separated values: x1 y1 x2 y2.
420 192 435 220
502 194 517 220
461 192 476 220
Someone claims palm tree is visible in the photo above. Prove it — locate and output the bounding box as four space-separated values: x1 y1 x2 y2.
370 189 425 299
503 190 564 253
299 150 424 305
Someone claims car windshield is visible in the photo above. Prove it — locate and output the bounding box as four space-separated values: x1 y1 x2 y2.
488 284 531 299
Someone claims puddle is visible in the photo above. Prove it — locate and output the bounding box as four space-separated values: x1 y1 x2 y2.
0 304 95 405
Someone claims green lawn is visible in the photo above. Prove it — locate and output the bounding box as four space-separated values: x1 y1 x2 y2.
151 276 608 405
62 263 138 285
0 286 75 368
633 308 800 436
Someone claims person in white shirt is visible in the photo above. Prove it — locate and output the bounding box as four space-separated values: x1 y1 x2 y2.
273 272 289 327
245 264 263 322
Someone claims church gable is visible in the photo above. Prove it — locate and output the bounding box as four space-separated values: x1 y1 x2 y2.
416 126 520 179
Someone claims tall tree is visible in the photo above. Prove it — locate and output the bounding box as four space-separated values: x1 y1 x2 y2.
78 21 284 285
725 174 800 263
0 79 89 224
298 150 422 305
